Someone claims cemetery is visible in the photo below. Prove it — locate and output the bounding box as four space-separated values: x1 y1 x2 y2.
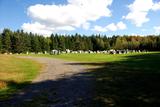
0 0 160 106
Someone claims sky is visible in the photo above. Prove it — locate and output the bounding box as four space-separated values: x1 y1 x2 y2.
0 0 160 36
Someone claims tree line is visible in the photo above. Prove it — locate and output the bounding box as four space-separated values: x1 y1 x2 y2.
0 28 160 54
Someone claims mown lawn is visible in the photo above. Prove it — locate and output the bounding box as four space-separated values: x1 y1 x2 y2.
22 52 160 107
89 52 160 107
0 55 41 100
20 52 151 62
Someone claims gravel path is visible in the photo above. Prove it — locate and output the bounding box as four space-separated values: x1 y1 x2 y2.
0 56 94 107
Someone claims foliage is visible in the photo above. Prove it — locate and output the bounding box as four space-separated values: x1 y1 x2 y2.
0 29 160 53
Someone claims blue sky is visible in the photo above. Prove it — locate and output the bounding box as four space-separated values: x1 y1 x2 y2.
0 0 160 36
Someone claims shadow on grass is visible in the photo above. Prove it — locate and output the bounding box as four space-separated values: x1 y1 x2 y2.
90 53 160 107
66 53 160 107
0 80 31 101
0 72 94 107
0 53 160 107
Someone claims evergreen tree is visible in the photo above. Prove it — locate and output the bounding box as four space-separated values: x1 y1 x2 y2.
74 34 81 50
50 34 59 50
1 29 12 53
58 36 66 50
0 28 160 53
31 35 41 53
11 30 26 53
44 37 50 52
156 36 160 50
114 37 128 49
24 32 32 52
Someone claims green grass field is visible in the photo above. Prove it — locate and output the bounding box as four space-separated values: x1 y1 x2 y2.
87 52 160 107
20 52 151 62
0 55 41 100
21 52 160 106
1 52 160 106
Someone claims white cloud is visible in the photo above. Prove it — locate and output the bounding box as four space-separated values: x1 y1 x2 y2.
116 21 127 30
93 21 126 32
123 0 153 27
93 25 108 32
106 23 117 31
22 22 54 35
82 22 90 30
123 0 160 27
56 26 75 31
152 2 160 11
22 0 113 35
21 22 75 36
154 26 160 33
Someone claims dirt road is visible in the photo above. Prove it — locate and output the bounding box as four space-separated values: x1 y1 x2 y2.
0 56 94 107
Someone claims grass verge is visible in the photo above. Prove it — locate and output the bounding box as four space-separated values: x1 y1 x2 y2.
0 55 41 100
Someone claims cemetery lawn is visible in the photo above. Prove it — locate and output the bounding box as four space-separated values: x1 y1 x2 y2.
20 52 149 62
22 52 160 106
0 55 41 100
